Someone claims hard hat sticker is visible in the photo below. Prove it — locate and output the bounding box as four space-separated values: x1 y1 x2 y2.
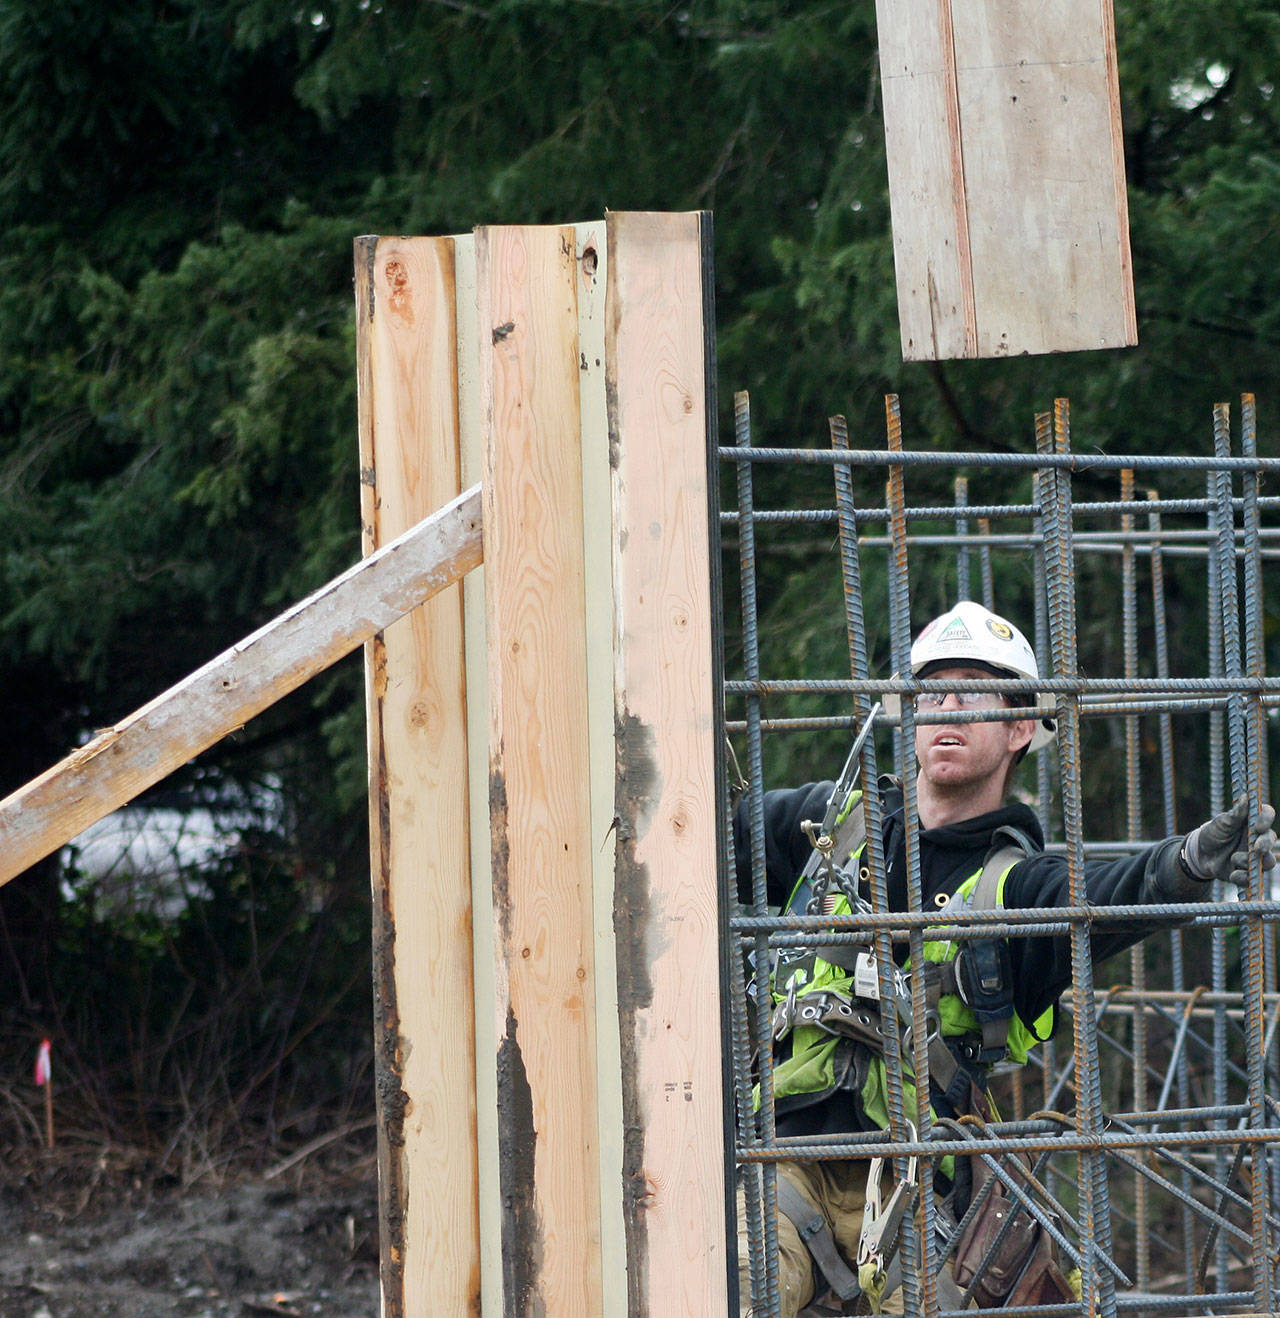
986 618 1013 641
937 618 973 644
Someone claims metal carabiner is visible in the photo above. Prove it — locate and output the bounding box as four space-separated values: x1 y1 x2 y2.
900 1008 941 1060
800 818 839 908
858 1123 919 1271
772 975 800 1042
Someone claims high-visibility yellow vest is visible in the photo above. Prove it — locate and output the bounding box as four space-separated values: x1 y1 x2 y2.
760 802 1054 1125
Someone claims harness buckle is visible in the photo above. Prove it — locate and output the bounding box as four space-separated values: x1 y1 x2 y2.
900 1008 942 1059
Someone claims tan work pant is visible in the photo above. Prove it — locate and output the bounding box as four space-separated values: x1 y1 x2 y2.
736 1158 905 1318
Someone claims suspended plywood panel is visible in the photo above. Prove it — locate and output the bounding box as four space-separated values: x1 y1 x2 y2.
876 0 1137 360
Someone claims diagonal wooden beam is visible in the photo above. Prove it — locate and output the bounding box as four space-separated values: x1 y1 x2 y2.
0 485 483 888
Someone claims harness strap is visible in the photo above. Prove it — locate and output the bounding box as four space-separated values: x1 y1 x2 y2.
780 817 1033 1082
772 989 890 1052
971 842 1027 912
808 943 870 975
775 1176 862 1305
962 842 1029 1056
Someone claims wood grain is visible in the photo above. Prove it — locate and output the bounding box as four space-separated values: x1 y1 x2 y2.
877 0 1136 359
356 235 482 1317
574 218 632 1318
477 224 603 1318
876 0 975 359
607 210 727 1315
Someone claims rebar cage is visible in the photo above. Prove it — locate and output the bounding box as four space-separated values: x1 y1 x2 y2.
720 392 1280 1317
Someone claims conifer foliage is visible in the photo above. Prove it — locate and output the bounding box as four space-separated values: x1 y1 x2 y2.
0 0 1276 1157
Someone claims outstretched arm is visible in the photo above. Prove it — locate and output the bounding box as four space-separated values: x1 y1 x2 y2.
1004 797 1277 1028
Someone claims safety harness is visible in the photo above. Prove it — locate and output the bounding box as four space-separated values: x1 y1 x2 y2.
766 782 1038 1314
769 782 1035 1106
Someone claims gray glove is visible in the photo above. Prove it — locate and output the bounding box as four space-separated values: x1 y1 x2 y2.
1180 795 1278 887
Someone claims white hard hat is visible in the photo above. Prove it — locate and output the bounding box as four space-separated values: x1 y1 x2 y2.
883 601 1057 751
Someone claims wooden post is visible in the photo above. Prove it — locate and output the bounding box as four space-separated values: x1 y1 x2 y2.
876 0 1136 360
576 219 631 1316
355 236 481 1317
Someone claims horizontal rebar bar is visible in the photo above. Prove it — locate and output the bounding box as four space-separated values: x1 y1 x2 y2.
1065 988 1280 1009
734 898 1280 935
724 675 1280 696
723 694 1280 733
738 1126 1280 1163
853 529 1280 551
721 494 1280 524
720 446 1280 472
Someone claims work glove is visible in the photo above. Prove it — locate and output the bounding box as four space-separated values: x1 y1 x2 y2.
1180 795 1278 888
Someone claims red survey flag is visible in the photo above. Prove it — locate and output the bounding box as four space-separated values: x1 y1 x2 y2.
34 1038 51 1087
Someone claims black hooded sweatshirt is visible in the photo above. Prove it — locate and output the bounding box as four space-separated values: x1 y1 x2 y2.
734 779 1193 1091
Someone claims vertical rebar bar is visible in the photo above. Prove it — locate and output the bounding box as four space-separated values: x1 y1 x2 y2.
1147 488 1197 1281
1237 393 1274 1308
1210 403 1240 1297
1214 405 1247 795
1032 428 1059 1156
954 475 971 603
1121 469 1151 1293
733 389 779 1317
978 517 994 610
884 394 932 1317
1243 393 1280 1229
1032 452 1056 848
1044 397 1117 1318
831 409 916 1310
1200 466 1233 1297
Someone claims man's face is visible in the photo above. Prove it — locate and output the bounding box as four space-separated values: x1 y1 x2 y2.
913 665 1035 793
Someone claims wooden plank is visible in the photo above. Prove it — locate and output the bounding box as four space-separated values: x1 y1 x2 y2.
454 231 507 1318
355 235 481 1317
476 224 603 1316
876 0 1136 360
0 486 482 890
606 210 727 1315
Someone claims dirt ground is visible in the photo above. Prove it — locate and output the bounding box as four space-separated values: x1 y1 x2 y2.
0 1146 380 1318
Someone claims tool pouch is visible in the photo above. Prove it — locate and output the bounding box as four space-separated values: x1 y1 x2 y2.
949 1085 1077 1309
950 1150 1080 1309
1005 1229 1077 1309
950 1160 1040 1307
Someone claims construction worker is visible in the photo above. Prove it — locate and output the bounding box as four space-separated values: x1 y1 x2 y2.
733 600 1276 1317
